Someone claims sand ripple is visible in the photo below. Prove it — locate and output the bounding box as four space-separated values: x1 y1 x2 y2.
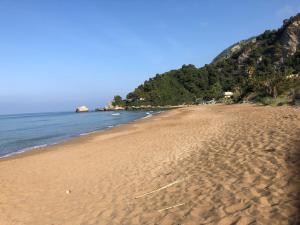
0 104 299 225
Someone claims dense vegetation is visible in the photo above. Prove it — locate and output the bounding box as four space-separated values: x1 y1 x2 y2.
115 13 300 107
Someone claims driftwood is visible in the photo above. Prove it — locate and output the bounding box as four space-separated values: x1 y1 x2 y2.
134 179 185 199
157 203 186 212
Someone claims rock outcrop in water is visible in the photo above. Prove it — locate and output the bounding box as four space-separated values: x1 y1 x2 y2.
76 106 89 113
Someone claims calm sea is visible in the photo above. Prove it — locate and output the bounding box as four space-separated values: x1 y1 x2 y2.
0 110 158 158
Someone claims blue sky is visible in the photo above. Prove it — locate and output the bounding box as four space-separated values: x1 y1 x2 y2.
0 0 299 114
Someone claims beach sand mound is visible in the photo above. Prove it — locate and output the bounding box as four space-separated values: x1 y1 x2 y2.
0 104 299 225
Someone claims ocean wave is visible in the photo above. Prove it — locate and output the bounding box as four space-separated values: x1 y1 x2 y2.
79 131 98 136
142 114 153 119
0 144 50 159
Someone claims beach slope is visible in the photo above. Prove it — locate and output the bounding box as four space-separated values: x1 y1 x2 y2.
0 104 299 225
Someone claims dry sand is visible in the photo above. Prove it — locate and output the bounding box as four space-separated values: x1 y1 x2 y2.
0 104 299 225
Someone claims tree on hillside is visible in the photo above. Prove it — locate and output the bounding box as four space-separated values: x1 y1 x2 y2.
205 82 223 100
254 66 287 99
112 95 125 106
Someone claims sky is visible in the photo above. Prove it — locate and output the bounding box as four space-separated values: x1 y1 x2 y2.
0 0 300 114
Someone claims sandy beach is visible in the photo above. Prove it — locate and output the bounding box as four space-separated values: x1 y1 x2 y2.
0 104 299 225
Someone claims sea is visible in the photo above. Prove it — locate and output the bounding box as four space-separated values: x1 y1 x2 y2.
0 110 159 158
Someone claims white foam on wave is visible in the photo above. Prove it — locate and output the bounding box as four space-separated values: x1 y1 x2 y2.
0 144 50 159
79 131 97 136
142 114 153 119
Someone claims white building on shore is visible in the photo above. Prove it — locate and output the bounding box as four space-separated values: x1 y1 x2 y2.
224 91 233 98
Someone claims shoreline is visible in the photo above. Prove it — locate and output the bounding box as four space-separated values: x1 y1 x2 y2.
0 109 170 162
0 104 299 225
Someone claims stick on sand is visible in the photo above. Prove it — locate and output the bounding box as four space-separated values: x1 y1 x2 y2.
134 179 185 199
157 203 186 212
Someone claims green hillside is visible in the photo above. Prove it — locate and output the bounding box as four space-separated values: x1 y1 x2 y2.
116 13 300 107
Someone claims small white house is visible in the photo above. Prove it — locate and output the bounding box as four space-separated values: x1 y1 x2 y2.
224 92 233 98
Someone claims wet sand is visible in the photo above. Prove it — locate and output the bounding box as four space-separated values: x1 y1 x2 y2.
0 104 299 225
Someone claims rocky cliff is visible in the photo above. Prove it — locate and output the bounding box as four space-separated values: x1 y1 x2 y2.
281 18 300 57
213 13 300 67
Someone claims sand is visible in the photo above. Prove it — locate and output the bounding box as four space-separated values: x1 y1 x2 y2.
0 104 299 225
